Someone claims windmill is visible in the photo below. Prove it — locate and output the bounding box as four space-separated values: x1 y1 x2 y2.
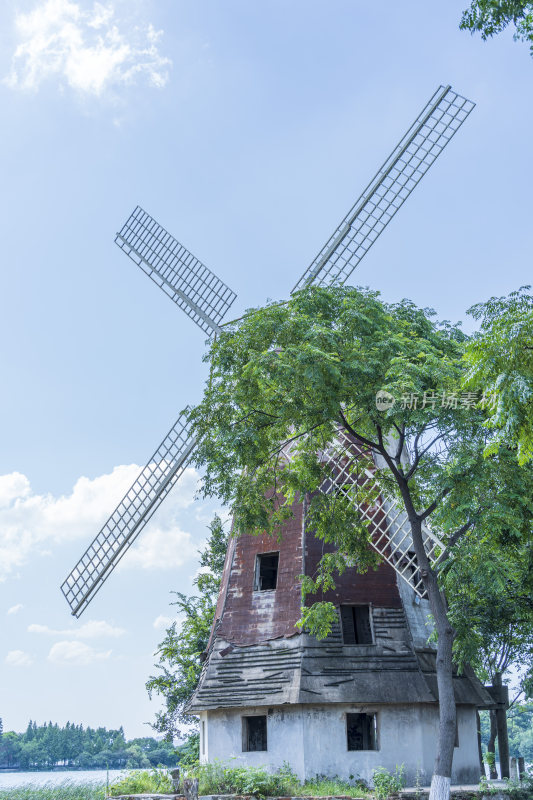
61 84 475 619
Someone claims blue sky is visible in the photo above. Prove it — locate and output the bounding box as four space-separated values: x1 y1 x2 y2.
0 0 531 741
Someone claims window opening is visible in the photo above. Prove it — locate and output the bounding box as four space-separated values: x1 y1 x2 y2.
347 713 377 750
201 720 205 755
242 715 267 752
254 552 279 591
340 605 373 644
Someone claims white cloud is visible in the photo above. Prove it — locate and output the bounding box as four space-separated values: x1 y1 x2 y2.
28 619 125 638
7 603 24 615
121 525 197 571
153 614 173 630
0 464 199 581
0 473 31 508
5 649 33 667
48 640 112 665
4 0 171 96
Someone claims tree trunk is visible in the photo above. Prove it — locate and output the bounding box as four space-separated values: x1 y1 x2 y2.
487 710 498 779
476 710 484 777
493 672 510 779
409 519 456 800
428 603 456 800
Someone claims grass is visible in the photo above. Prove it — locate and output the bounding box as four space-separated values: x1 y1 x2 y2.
0 782 106 800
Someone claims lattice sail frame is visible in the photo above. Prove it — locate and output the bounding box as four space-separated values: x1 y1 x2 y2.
321 431 445 597
116 207 237 335
61 412 196 617
292 85 475 293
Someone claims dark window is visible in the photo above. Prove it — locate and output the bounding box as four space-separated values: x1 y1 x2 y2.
340 605 373 644
347 713 377 750
242 715 267 752
254 552 279 591
201 720 205 755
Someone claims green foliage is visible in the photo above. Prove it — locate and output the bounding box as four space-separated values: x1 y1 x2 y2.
0 783 105 800
297 599 340 639
191 761 295 797
190 761 369 798
146 515 228 737
479 770 533 799
371 765 405 800
507 703 533 760
0 722 176 772
443 525 533 686
302 774 369 797
478 705 533 777
108 767 173 795
460 1 533 55
176 731 200 768
464 287 533 464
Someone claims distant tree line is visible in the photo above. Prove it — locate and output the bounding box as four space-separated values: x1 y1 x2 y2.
0 720 177 771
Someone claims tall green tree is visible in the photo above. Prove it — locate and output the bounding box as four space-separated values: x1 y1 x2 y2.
460 2 533 55
444 533 533 776
188 285 533 800
464 287 533 465
147 515 228 740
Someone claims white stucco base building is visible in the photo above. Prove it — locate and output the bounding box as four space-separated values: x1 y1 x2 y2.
198 703 480 786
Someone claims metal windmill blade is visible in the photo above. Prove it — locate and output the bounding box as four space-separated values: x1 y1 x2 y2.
116 206 237 335
321 431 444 598
292 85 475 293
61 411 197 617
62 209 237 616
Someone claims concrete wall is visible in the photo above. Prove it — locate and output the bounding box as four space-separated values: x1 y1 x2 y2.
202 704 481 787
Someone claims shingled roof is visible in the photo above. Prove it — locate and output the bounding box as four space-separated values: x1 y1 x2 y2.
187 609 493 713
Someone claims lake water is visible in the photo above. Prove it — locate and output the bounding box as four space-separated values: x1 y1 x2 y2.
0 769 127 788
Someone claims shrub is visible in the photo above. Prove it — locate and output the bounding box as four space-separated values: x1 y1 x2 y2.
187 761 369 798
108 767 173 795
191 762 296 796
372 764 405 800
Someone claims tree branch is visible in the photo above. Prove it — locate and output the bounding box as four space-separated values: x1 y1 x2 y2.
405 428 451 481
338 410 382 455
440 520 475 561
419 487 452 521
267 420 327 459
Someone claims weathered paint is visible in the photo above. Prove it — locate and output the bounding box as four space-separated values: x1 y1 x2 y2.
201 703 481 787
214 499 305 646
304 508 403 610
210 494 402 649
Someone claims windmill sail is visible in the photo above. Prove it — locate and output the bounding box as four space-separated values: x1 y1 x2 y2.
321 431 444 597
292 85 475 293
61 412 196 617
116 207 237 335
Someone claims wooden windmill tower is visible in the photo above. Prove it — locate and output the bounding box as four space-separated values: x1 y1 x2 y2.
61 85 494 785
